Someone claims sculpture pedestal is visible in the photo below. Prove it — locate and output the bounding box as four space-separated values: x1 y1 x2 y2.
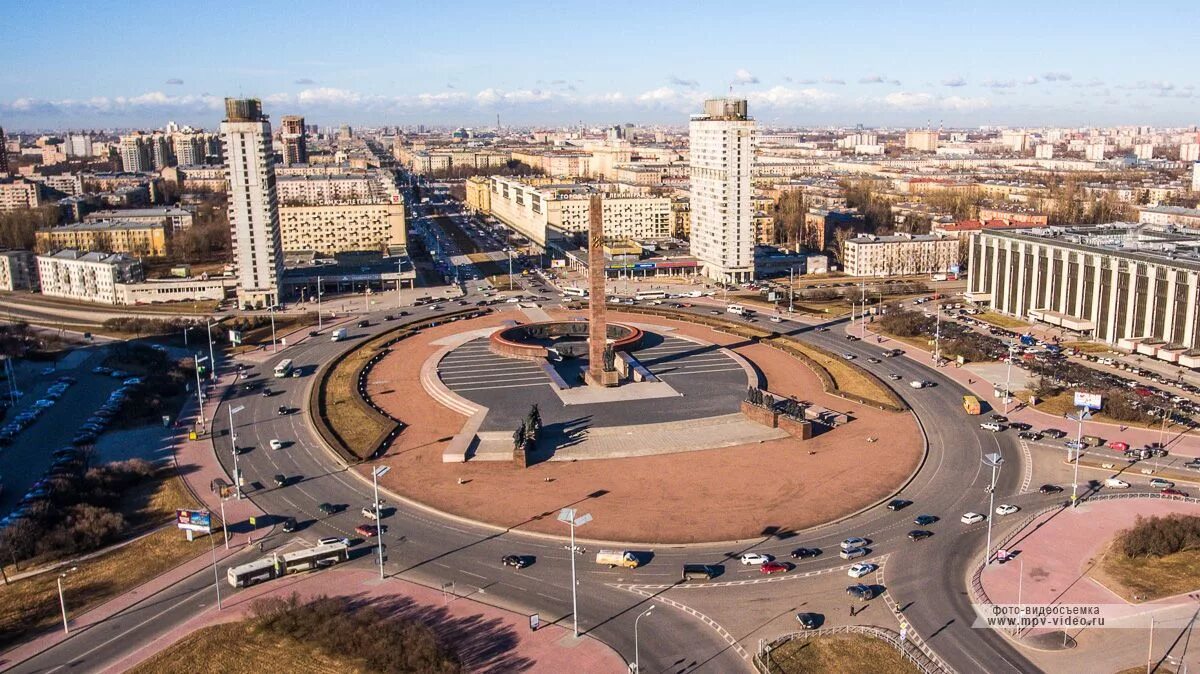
585 369 620 388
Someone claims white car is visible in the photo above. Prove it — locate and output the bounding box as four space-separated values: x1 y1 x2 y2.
770 316 783 323
995 504 1019 516
866 357 881 364
269 439 284 451
740 552 773 565
847 562 877 578
842 353 856 360
840 537 868 550
961 512 986 524
909 380 927 389
888 374 902 381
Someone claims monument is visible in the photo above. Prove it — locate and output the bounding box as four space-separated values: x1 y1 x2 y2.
585 194 620 387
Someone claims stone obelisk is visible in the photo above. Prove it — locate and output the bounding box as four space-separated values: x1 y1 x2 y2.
585 194 618 387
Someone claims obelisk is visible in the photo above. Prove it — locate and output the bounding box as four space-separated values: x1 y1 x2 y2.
585 194 618 387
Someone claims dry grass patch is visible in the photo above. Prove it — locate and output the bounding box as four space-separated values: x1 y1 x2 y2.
766 634 921 674
321 330 404 459
975 311 1030 330
1024 390 1186 432
785 340 900 408
131 621 356 674
1096 546 1200 602
1064 341 1113 354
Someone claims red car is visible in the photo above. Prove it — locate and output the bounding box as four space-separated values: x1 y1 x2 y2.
1162 488 1188 497
760 561 790 575
1108 441 1129 451
355 524 380 537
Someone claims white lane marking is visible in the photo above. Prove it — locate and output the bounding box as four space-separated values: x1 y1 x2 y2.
453 382 552 392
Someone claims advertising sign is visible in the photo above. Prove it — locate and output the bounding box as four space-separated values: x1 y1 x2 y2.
175 509 212 533
228 329 243 345
1073 391 1103 410
550 259 567 268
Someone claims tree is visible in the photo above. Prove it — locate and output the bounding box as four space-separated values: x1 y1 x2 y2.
832 226 856 264
773 191 807 245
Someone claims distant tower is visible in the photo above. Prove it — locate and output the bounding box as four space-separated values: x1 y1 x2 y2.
0 126 7 175
689 98 756 283
279 115 307 165
221 98 283 308
585 194 618 388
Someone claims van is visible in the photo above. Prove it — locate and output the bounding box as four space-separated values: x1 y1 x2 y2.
1104 477 1131 489
727 305 747 316
681 564 719 581
1081 435 1103 447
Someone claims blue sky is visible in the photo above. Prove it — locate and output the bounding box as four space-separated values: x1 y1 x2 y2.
2 0 1197 130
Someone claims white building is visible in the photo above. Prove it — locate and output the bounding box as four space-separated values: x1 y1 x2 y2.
904 130 939 152
36 249 143 304
0 250 38 291
689 98 756 282
1133 144 1154 160
1193 162 1200 193
221 98 283 308
65 133 94 158
119 133 152 173
0 178 40 212
842 233 960 277
488 176 671 247
1180 143 1200 163
1085 143 1107 161
1035 144 1055 159
84 207 195 232
1001 131 1029 152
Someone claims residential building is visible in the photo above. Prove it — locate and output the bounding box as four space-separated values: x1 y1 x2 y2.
464 175 491 214
977 206 1049 226
149 134 174 169
0 178 40 212
1085 143 1107 161
278 201 405 254
84 206 195 232
279 115 307 166
689 98 756 282
1181 143 1200 163
221 98 284 308
36 220 169 257
905 130 939 152
1134 144 1155 161
172 132 208 166
671 197 691 239
36 249 143 304
1035 144 1055 159
842 233 959 277
966 225 1200 358
277 173 377 204
1000 131 1029 152
488 176 672 247
119 133 152 172
803 208 867 253
1193 162 1200 193
0 250 38 291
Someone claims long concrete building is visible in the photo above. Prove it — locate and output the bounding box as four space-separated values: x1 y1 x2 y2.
967 224 1200 363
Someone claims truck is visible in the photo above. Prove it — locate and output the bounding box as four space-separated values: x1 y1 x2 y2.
932 273 948 282
595 550 640 569
962 395 981 415
331 328 347 342
727 305 748 316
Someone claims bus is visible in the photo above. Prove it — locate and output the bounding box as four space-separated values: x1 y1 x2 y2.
635 291 667 301
276 542 350 574
562 287 588 297
962 395 981 415
227 558 277 587
273 359 294 378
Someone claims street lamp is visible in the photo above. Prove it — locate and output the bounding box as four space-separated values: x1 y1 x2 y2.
209 526 223 611
1069 406 1092 507
372 460 391 578
57 567 77 633
269 305 278 353
193 354 209 429
634 604 655 673
1003 337 1017 414
983 453 1004 565
228 405 245 499
205 320 217 381
558 507 592 638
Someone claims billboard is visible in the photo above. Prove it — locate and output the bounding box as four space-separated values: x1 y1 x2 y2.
228 329 243 345
550 259 567 268
1073 392 1103 410
175 509 212 533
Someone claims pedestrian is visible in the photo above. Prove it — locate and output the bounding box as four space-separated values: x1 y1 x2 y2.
968 378 973 385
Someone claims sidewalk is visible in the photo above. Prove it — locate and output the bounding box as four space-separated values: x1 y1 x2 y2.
102 567 626 673
848 322 1200 455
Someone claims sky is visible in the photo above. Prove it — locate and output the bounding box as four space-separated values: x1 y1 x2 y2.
1 0 1197 131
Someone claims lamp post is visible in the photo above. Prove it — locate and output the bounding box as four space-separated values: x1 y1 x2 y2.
205 319 216 381
317 276 324 332
1070 406 1091 507
634 604 655 673
219 497 229 549
269 305 277 353
228 405 245 499
57 567 77 633
983 453 1004 565
193 354 208 429
372 465 391 579
933 301 942 364
558 507 592 638
209 526 223 611
1003 337 1016 414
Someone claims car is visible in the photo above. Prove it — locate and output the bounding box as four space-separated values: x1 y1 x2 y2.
908 529 934 541
361 505 380 520
309 330 321 337
909 380 928 389
795 612 821 630
1162 488 1188 497
769 316 783 323
281 517 297 533
501 554 529 569
839 547 869 560
866 357 881 364
383 315 394 321
273 474 287 487
1065 440 1086 450
1104 478 1131 489
318 536 350 547
740 552 773 565
846 584 875 601
840 537 868 550
1042 428 1067 439
913 514 938 526
292 369 301 378
1149 478 1175 489
709 310 721 315
278 405 290 415
355 524 380 537
269 439 284 451
1108 441 1130 451
261 388 273 397
847 562 876 578
888 374 902 381
842 353 856 360
92 366 112 375
1039 484 1063 494
1010 422 1033 431
980 422 1004 432
357 320 370 328
990 414 1008 422
317 502 337 515
995 504 1019 516
790 547 821 559
760 561 790 574
1017 431 1042 440
887 499 912 511
961 512 985 524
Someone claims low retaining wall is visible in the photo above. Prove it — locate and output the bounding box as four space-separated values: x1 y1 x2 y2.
489 320 643 360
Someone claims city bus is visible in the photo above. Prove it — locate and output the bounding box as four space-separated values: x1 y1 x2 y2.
276 541 350 574
273 359 294 378
227 558 277 587
635 291 667 301
962 395 982 415
562 287 588 297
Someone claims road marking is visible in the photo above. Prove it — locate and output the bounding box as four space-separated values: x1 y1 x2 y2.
610 560 863 591
621 586 750 662
454 382 552 392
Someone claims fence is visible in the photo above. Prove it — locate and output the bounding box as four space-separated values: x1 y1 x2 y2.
754 624 947 674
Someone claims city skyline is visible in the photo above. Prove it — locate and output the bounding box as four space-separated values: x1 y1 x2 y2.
2 0 1198 129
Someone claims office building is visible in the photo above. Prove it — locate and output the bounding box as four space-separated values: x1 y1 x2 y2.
842 233 960 277
905 130 939 152
279 115 308 166
36 220 170 257
221 98 283 308
119 133 152 173
689 98 756 282
0 250 38 291
967 225 1200 357
84 206 195 232
36 249 144 305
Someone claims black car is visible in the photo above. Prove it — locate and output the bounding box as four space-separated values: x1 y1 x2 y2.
318 502 336 515
1042 429 1067 439
282 517 297 533
1039 484 1063 494
795 612 822 630
357 320 370 328
990 414 1008 422
887 499 912 511
790 547 822 559
1017 431 1042 440
501 554 529 569
847 584 875 601
273 474 287 487
261 388 273 397
913 514 938 526
309 330 321 337
278 406 290 415
383 314 394 321
398 311 409 316
908 529 934 541
1010 422 1032 431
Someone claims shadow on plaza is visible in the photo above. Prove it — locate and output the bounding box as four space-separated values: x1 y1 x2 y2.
527 415 592 465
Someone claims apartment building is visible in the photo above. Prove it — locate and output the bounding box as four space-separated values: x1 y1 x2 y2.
967 225 1200 357
221 98 283 308
37 220 169 256
1136 205 1200 231
842 233 960 277
278 201 406 254
37 249 144 304
464 176 491 214
276 173 377 204
0 250 38 291
488 176 671 248
0 178 40 212
84 207 195 232
0 126 7 174
689 98 756 282
279 115 308 166
119 133 153 173
905 130 939 152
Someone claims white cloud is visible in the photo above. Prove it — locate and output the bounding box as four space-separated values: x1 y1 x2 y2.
822 77 846 85
297 87 363 106
883 91 988 111
747 86 837 108
1043 72 1072 82
733 68 759 85
982 79 1016 89
667 75 699 88
1022 76 1039 85
942 77 967 87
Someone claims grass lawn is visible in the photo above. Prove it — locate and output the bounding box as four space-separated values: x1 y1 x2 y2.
321 332 403 459
766 633 920 674
975 311 1030 330
1095 544 1200 602
485 274 520 291
0 474 213 650
130 620 357 674
1063 341 1114 354
777 339 901 409
228 314 318 354
1022 391 1188 433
